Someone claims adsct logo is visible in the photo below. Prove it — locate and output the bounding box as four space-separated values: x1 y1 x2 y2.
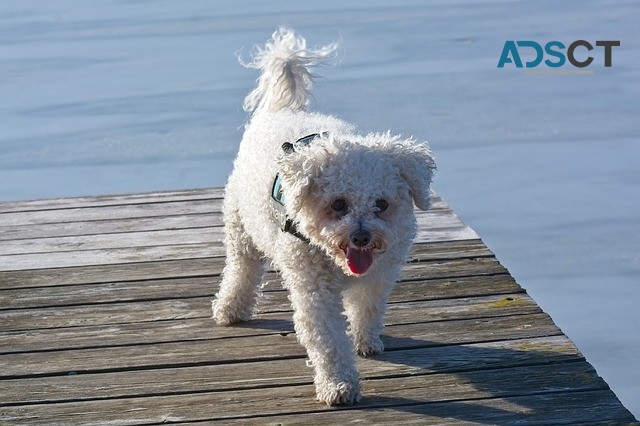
498 40 620 74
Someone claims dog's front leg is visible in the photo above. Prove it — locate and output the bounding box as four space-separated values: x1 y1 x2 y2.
343 265 401 356
283 267 361 406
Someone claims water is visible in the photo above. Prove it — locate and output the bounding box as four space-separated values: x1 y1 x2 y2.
1 0 638 417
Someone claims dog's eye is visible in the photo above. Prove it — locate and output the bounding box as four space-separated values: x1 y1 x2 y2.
330 198 347 212
375 199 389 212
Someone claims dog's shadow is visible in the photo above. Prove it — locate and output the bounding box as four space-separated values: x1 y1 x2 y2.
236 317 295 335
355 394 530 425
353 334 586 424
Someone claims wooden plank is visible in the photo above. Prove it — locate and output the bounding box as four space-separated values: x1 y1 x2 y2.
0 209 471 243
415 206 479 242
0 242 220 271
0 253 504 310
0 207 464 252
0 363 621 424
0 276 217 311
0 189 449 214
0 271 516 313
0 228 221 256
385 273 521 303
219 390 637 425
0 258 215 289
0 206 471 259
1 232 483 271
0 298 207 333
0 274 523 351
0 192 450 226
0 213 220 241
0 240 493 289
0 199 222 227
0 261 515 331
1 291 533 352
0 335 582 406
0 192 467 239
409 240 494 260
0 190 478 271
0 221 476 272
414 224 478 243
0 188 224 213
0 313 562 378
402 256 507 280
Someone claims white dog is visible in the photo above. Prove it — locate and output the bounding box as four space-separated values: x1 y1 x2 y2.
212 27 435 406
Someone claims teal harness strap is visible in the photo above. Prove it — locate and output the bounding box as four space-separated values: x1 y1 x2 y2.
271 133 327 242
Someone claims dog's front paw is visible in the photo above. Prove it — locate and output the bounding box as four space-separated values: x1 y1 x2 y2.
355 335 384 357
211 299 252 325
315 378 362 406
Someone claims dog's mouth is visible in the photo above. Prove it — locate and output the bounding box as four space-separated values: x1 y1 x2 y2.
342 247 374 275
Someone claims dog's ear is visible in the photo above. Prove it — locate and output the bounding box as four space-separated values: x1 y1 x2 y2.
385 138 436 211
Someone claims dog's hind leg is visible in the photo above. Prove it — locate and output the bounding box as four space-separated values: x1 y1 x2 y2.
212 205 265 325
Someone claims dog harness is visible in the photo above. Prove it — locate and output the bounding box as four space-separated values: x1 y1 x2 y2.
271 132 328 242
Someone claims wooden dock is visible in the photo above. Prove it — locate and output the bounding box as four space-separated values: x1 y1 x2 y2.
0 188 636 425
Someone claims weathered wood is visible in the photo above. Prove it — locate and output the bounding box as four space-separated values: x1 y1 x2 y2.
0 239 492 289
0 263 515 331
0 272 518 319
0 363 620 424
0 189 450 215
0 192 476 272
0 204 452 243
0 211 466 256
219 391 636 425
0 242 219 271
0 228 220 256
0 313 562 378
409 239 494 260
0 199 222 227
0 213 220 241
0 193 449 227
0 255 504 311
1 292 534 353
0 188 224 214
0 336 579 407
0 188 635 424
1 247 503 281
0 223 475 272
0 228 475 273
0 212 464 252
0 335 582 406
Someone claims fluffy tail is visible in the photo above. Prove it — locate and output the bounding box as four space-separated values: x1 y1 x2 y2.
241 27 338 114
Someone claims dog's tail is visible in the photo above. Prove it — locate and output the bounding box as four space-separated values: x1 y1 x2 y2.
241 27 338 115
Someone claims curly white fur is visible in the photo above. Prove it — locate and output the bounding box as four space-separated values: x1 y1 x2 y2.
241 27 339 114
212 27 435 406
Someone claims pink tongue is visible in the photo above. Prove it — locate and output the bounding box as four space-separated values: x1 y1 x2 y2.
345 248 373 275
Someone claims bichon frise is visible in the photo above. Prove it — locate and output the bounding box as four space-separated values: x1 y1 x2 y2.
212 27 436 406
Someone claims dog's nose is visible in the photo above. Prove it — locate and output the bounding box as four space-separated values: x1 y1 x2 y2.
350 230 371 248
